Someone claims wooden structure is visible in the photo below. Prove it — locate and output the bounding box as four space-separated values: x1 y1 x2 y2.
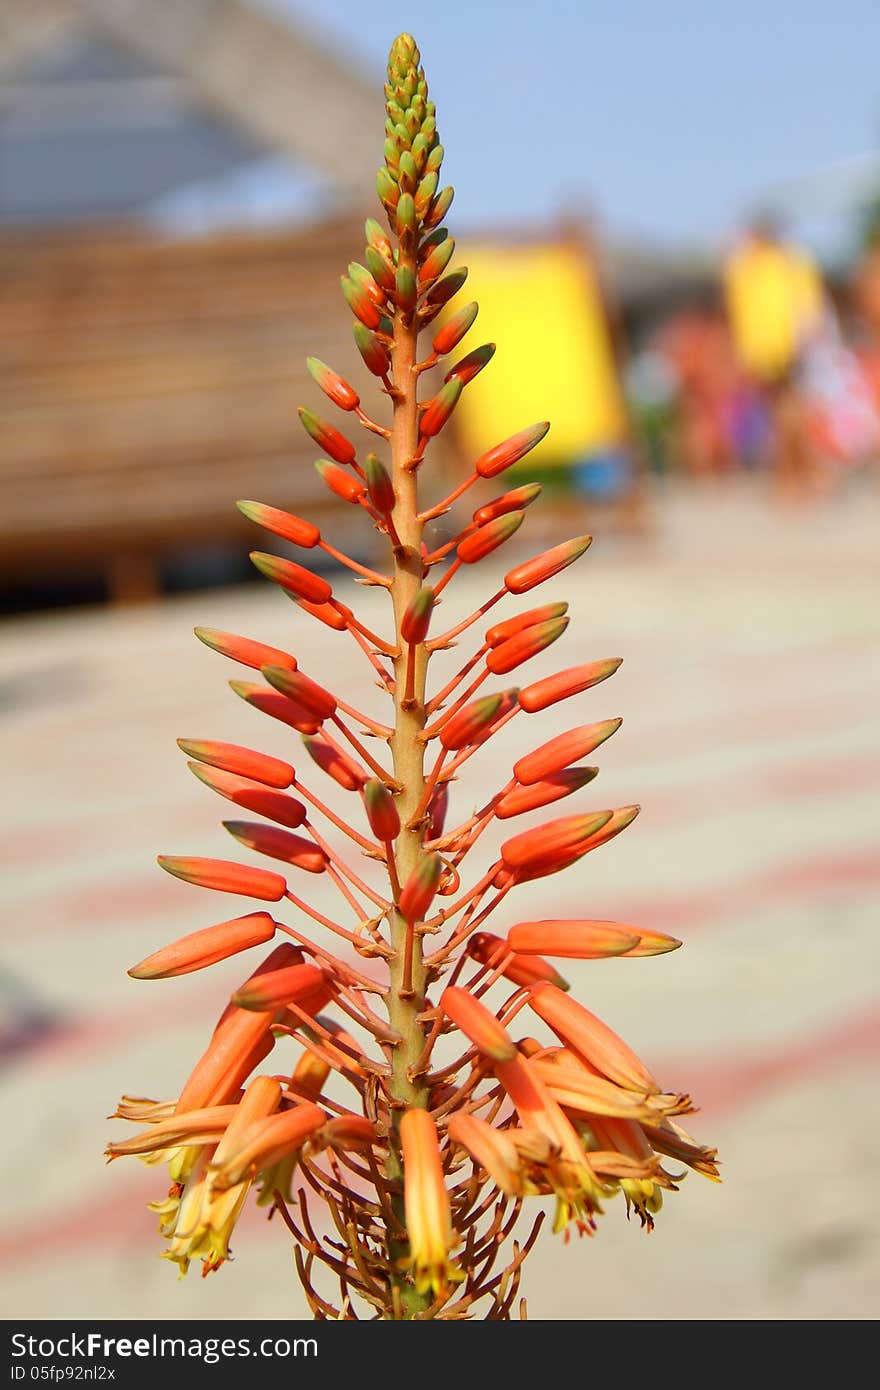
0 0 389 602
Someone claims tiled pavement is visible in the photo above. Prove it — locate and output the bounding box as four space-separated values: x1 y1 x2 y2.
1 477 878 1321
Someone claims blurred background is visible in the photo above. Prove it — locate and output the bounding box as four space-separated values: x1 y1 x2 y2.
1 0 878 1320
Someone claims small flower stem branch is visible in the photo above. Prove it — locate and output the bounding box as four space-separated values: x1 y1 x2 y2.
425 877 513 966
385 842 402 900
418 472 480 523
344 623 397 693
355 405 392 439
325 861 380 922
326 719 399 788
423 862 500 933
426 588 507 652
308 830 390 913
402 641 418 708
423 661 489 726
423 526 474 564
293 780 381 855
384 221 433 1319
318 539 392 587
276 921 386 993
404 745 448 829
431 556 462 598
282 890 391 955
334 700 394 738
333 604 399 657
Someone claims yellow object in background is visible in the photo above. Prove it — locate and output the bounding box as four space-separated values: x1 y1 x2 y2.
449 242 626 465
724 237 824 383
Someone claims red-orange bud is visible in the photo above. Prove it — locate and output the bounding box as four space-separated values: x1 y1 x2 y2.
250 551 332 605
495 767 597 819
261 665 337 721
362 778 401 841
297 407 356 465
365 453 396 512
398 853 443 922
229 681 322 736
513 719 622 785
432 300 478 355
233 962 333 1014
341 274 382 329
401 587 436 643
473 482 542 526
306 356 359 411
475 422 550 479
420 377 463 437
129 912 277 980
188 763 307 829
438 692 504 751
444 342 495 386
157 856 287 901
485 601 568 648
486 615 569 674
291 597 349 631
177 739 294 790
426 782 449 839
419 235 456 284
302 734 368 790
440 986 517 1062
519 658 622 713
236 500 320 548
457 510 524 564
315 458 367 504
500 810 614 871
528 983 660 1093
504 535 592 594
223 821 327 874
210 1102 327 1189
508 920 641 959
193 627 297 673
353 320 391 376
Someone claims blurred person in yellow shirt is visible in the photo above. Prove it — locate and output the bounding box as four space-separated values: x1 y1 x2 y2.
723 215 825 498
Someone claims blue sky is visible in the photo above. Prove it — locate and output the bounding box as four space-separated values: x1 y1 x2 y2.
263 0 880 258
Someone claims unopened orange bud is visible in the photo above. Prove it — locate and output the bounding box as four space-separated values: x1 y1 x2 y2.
306 356 359 411
365 453 396 512
353 322 391 379
529 983 660 1093
261 666 337 721
444 342 495 386
423 265 467 310
233 962 333 1014
475 421 550 479
519 658 622 713
424 185 454 230
485 601 568 648
229 681 322 736
291 597 349 631
398 853 443 922
236 500 320 548
569 804 641 860
466 931 570 991
363 778 401 841
223 821 327 875
420 377 463 437
473 482 542 526
193 627 297 673
315 458 367 504
504 535 592 594
418 234 455 284
513 719 622 785
440 986 517 1061
187 763 307 829
290 1051 331 1101
426 782 449 838
508 920 641 960
348 260 387 307
438 692 504 751
177 740 294 790
341 274 383 329
210 1102 327 1190
302 734 368 790
486 614 569 674
620 927 682 957
297 407 356 465
317 1114 378 1151
250 552 332 606
432 300 478 355
401 586 436 643
157 855 287 901
457 510 524 564
495 767 597 819
129 912 277 981
500 810 614 871
447 1113 523 1195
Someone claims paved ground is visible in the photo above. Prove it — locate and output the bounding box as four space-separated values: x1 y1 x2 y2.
1 475 878 1321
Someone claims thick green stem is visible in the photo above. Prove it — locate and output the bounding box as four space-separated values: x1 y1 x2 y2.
384 233 433 1317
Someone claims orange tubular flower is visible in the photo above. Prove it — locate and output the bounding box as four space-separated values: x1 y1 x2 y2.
400 1109 463 1296
109 31 716 1321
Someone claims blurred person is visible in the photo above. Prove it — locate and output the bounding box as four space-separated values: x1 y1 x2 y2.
723 213 825 499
